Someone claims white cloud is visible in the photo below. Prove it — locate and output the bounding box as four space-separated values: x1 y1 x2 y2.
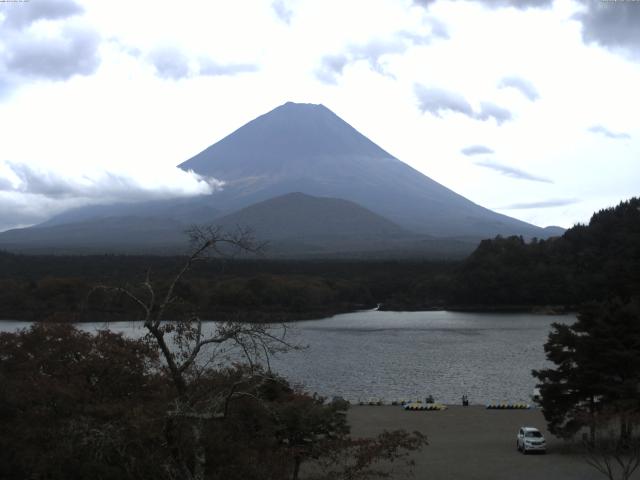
461 145 494 156
0 161 222 200
500 198 580 209
414 85 513 124
142 46 259 80
475 102 512 125
588 124 630 140
315 54 350 84
498 76 540 101
414 84 474 117
474 160 553 183
0 0 84 30
0 161 223 230
315 23 448 83
0 0 638 231
148 46 191 80
272 0 294 24
414 0 553 11
198 58 258 77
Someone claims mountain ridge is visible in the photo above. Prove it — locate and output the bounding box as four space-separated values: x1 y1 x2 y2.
179 101 551 238
0 193 477 258
0 101 564 256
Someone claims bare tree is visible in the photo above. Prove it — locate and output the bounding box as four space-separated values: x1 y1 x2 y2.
584 411 640 480
93 225 294 480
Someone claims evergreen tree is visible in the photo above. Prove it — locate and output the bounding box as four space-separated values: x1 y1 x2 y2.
533 297 640 442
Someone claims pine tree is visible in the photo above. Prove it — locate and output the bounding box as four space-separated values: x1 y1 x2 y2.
533 298 640 443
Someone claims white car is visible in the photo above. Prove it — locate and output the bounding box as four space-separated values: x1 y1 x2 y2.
517 426 546 454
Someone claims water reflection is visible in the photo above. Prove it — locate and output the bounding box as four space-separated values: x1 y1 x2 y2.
0 310 573 405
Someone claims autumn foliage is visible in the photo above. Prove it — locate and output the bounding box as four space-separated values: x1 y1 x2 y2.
0 324 426 479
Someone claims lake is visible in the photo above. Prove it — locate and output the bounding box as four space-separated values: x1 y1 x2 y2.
0 310 573 405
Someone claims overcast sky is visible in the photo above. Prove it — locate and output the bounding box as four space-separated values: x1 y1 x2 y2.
0 0 639 231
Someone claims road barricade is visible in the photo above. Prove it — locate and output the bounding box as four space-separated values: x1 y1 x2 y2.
403 402 447 411
485 403 530 409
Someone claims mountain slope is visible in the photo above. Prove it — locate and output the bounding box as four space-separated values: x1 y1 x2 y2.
0 101 559 256
179 101 549 238
0 216 192 254
37 196 221 228
216 192 408 240
214 192 474 258
0 193 476 257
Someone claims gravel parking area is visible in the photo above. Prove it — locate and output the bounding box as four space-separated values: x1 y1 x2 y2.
347 405 606 480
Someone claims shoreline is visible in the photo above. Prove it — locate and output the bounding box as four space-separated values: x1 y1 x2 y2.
379 304 574 315
0 304 575 323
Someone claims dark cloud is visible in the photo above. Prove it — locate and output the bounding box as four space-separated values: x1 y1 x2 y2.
588 125 631 140
501 198 580 209
475 160 553 183
461 145 494 156
0 1 100 86
1 0 83 30
576 0 640 57
272 0 293 24
148 47 191 80
415 85 513 124
414 84 474 117
198 58 258 76
5 27 100 80
498 76 539 101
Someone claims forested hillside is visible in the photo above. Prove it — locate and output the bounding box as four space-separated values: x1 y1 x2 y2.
449 198 640 307
0 254 453 321
0 198 637 320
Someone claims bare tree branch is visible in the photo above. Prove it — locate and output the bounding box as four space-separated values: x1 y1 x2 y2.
90 224 291 480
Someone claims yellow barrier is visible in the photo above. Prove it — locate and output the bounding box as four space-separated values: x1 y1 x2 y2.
485 403 530 409
403 402 447 411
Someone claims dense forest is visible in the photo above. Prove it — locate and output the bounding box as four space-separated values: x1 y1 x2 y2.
0 254 455 321
0 197 638 321
449 197 640 308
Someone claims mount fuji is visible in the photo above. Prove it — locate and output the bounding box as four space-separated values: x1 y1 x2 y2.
0 102 560 256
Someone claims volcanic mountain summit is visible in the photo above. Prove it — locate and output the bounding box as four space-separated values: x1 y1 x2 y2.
179 101 546 238
0 102 559 256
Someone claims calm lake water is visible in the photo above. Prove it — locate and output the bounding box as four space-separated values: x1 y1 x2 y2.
0 310 573 405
